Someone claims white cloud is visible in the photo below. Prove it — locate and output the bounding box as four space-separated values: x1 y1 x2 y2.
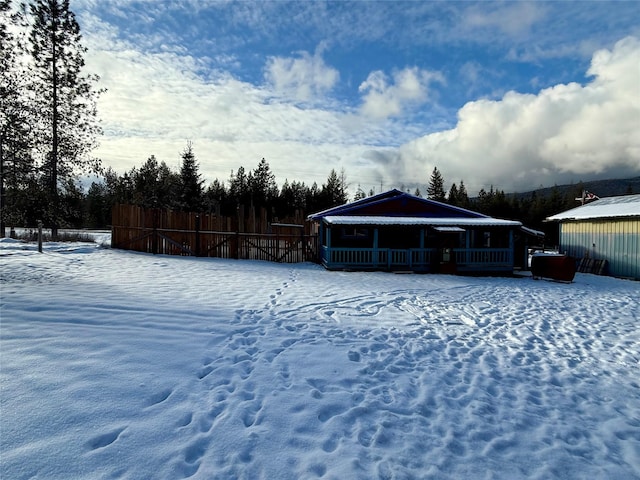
463 2 546 39
379 36 640 193
82 22 382 188
358 67 444 120
77 4 640 197
263 45 339 103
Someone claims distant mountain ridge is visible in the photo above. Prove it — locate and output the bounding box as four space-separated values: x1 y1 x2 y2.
509 176 640 201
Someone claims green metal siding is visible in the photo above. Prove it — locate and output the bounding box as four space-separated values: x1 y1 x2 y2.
559 219 640 280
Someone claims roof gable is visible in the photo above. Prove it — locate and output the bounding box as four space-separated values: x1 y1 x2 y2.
308 189 486 220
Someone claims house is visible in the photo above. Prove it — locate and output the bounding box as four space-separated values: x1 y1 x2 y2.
546 194 640 280
308 189 542 274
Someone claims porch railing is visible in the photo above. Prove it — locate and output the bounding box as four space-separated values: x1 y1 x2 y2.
454 248 512 266
321 246 513 271
322 247 436 270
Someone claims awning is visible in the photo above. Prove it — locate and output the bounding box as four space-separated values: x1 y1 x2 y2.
520 226 545 237
433 226 466 232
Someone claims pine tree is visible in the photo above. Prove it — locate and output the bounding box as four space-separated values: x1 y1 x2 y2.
289 180 308 211
250 157 278 210
85 180 109 228
204 178 227 213
134 156 160 207
26 0 103 236
228 166 250 206
321 168 348 208
426 166 446 202
457 180 469 208
179 142 203 212
447 182 459 205
354 184 366 200
1 1 35 236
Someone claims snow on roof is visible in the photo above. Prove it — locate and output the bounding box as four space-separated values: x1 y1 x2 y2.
546 194 640 221
521 226 545 238
323 216 522 227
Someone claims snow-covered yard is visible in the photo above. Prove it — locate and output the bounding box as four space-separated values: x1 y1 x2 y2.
1 238 639 480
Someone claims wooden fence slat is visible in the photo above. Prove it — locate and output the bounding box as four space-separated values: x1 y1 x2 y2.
111 204 318 263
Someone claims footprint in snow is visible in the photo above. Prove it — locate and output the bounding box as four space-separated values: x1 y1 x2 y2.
87 426 126 450
146 388 173 408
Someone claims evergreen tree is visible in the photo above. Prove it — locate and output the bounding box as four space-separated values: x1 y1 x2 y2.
1 0 35 236
105 166 133 206
426 166 446 202
277 179 293 216
178 142 203 212
447 182 459 205
228 166 250 207
354 184 366 200
204 178 227 213
250 157 278 210
157 160 180 209
339 167 349 200
132 156 161 207
306 181 322 213
85 180 109 228
321 168 348 209
26 0 103 236
58 177 83 227
457 180 469 208
289 180 308 211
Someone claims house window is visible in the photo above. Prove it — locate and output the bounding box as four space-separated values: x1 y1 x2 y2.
341 227 369 239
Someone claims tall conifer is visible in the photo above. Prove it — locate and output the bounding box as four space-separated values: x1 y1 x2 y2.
26 0 102 235
426 166 446 202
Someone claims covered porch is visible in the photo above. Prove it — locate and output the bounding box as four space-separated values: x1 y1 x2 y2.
317 216 523 274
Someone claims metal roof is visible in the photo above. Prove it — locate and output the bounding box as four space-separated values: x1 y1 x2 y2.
323 216 522 227
307 189 487 220
546 194 640 221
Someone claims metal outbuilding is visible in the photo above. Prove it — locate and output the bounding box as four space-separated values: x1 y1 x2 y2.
546 194 640 280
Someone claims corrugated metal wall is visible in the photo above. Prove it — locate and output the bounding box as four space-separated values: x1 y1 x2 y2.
559 219 640 280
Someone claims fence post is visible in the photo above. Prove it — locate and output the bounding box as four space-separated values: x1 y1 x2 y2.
234 231 239 259
195 215 201 257
38 220 43 253
152 209 158 255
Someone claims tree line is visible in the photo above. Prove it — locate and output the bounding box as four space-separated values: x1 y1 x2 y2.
69 154 595 243
83 148 350 229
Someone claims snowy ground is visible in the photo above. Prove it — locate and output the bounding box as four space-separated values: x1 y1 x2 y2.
1 238 639 480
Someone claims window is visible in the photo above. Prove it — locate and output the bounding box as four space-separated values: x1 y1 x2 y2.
341 227 369 239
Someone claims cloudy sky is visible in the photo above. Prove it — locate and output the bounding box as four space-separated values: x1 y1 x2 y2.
72 0 640 195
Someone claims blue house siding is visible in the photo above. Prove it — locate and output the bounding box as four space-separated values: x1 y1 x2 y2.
309 190 532 275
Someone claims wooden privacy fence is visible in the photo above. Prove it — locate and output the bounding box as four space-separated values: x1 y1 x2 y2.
111 204 318 263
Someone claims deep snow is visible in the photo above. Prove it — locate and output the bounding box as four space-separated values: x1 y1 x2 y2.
1 238 639 480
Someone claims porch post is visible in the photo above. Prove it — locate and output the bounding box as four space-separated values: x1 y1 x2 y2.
509 229 514 266
373 228 379 267
326 224 331 265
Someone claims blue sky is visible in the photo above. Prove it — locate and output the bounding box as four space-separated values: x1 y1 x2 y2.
72 0 640 195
